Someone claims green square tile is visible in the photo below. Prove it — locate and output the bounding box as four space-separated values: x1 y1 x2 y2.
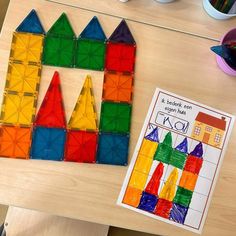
75 39 105 70
154 143 172 164
173 186 193 207
99 102 131 133
169 150 187 169
43 36 75 67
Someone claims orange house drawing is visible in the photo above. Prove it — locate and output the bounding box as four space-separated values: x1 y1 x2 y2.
191 112 226 148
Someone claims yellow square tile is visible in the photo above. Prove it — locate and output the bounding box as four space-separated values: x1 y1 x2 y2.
1 92 37 126
128 170 148 190
139 138 158 158
134 154 153 174
10 32 44 64
6 62 41 93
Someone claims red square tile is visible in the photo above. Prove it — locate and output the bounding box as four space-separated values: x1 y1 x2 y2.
105 43 136 73
154 198 173 219
65 130 98 163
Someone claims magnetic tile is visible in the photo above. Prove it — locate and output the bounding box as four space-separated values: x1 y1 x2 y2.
108 19 135 44
105 42 136 73
138 192 158 213
79 16 106 41
99 102 132 133
34 72 66 128
5 62 41 94
43 36 76 67
68 75 97 131
139 138 158 158
0 125 31 159
47 13 75 38
179 170 198 191
102 71 133 103
169 203 188 224
97 133 129 165
129 170 148 190
65 130 97 163
10 32 44 64
16 9 45 34
173 186 193 207
30 127 66 161
134 154 153 174
75 39 105 70
154 198 172 219
122 186 142 207
1 92 36 126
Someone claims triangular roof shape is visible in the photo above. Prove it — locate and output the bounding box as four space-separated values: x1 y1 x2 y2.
16 9 45 34
175 137 188 153
34 71 66 128
145 127 159 142
68 75 98 131
108 19 135 44
47 13 75 38
79 16 106 41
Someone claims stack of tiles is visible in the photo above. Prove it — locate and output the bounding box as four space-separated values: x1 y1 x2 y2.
97 20 136 165
0 10 44 159
30 71 67 161
65 76 98 163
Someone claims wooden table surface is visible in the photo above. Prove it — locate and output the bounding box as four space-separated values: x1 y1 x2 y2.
0 0 236 235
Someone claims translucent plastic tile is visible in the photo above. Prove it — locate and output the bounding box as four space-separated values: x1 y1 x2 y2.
122 186 142 207
75 39 105 70
5 62 41 94
30 127 66 161
1 92 37 126
47 13 75 38
10 32 44 64
102 71 133 103
97 133 129 165
68 76 97 131
105 42 136 72
34 71 66 128
79 16 106 41
64 130 98 163
108 19 135 44
43 36 76 67
0 125 31 159
99 102 132 133
16 9 45 34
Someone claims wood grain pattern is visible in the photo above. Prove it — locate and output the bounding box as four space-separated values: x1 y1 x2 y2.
48 0 236 40
4 206 109 236
0 0 235 235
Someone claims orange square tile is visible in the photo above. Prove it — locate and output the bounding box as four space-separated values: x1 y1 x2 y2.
179 170 198 191
102 71 133 103
122 186 142 207
0 125 32 159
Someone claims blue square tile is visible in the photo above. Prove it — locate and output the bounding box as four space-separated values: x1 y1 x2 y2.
97 133 129 165
31 127 66 161
138 192 158 213
169 203 189 224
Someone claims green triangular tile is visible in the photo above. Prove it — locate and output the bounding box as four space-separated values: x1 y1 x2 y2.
47 13 75 38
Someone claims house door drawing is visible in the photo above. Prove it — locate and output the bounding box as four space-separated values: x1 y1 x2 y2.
203 132 210 144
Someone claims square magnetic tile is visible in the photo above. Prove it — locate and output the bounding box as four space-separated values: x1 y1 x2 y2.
75 38 105 70
10 32 44 64
43 35 76 67
105 42 136 72
30 127 66 161
64 130 97 163
97 133 129 165
1 92 37 126
6 62 41 94
102 71 133 103
99 102 132 133
0 125 31 159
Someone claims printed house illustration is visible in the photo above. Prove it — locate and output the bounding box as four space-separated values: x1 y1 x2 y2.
191 112 226 147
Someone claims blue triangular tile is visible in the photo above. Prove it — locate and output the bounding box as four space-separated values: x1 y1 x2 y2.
79 16 106 41
16 9 45 34
108 19 135 44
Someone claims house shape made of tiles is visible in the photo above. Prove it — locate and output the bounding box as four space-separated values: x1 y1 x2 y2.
191 112 226 147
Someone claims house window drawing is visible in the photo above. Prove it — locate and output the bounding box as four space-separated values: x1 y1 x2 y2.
191 112 226 147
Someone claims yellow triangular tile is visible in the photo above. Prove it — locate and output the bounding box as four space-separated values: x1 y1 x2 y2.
68 75 98 131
